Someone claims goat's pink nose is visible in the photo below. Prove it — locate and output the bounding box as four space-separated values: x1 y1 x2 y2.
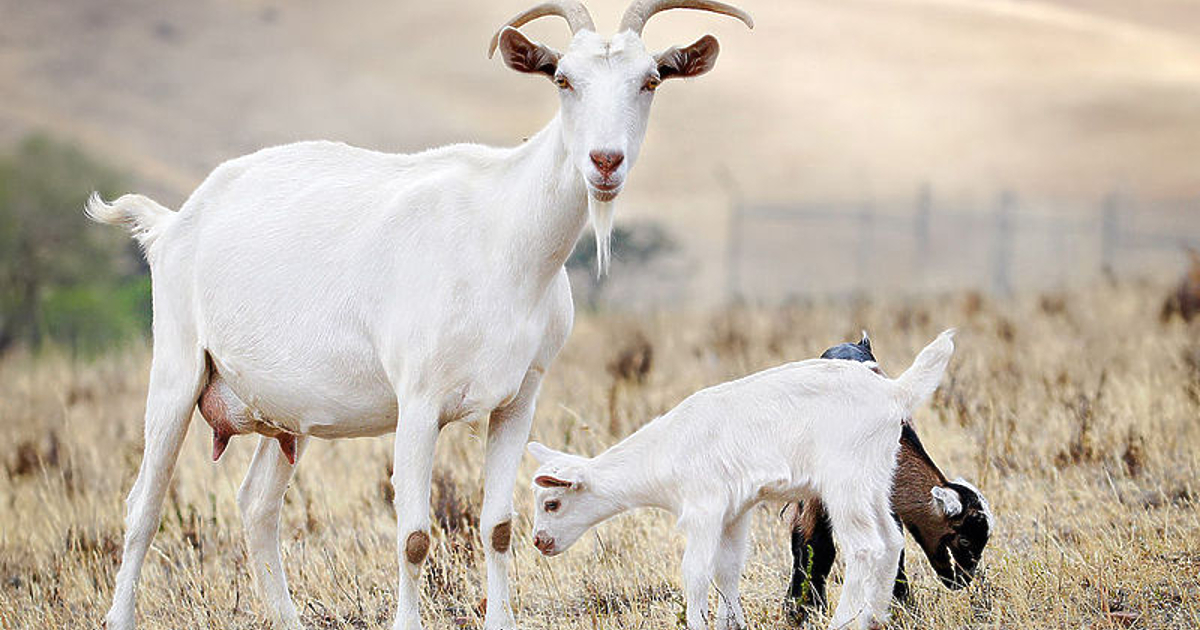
589 150 624 176
533 532 555 555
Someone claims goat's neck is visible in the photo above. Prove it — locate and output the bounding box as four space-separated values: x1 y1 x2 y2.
891 430 950 524
586 426 679 518
498 115 589 294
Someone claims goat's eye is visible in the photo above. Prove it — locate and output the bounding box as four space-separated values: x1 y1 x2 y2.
554 76 572 90
643 76 661 92
544 500 560 513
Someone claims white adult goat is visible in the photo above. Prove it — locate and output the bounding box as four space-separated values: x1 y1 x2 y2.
86 2 753 629
528 330 957 630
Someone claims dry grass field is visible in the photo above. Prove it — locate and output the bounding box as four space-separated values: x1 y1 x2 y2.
2 282 1199 629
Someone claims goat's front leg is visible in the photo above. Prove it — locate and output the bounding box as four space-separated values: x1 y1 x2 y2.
681 515 723 630
238 434 308 629
714 515 750 630
890 515 909 603
787 499 837 626
481 369 544 630
391 397 441 630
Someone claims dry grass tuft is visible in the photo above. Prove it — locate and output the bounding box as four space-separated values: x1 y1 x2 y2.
2 282 1199 629
1160 250 1200 324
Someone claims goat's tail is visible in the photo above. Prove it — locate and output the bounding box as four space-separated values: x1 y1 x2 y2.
893 329 956 413
84 192 175 252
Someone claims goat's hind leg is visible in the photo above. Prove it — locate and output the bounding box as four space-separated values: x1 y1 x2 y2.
823 488 898 630
714 515 750 630
873 511 905 618
680 514 723 630
105 338 205 630
239 435 309 629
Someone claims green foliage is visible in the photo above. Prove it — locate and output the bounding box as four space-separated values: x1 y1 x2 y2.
39 277 151 355
0 133 146 354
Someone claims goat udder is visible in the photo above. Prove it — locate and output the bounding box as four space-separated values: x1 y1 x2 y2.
212 426 234 461
276 434 297 465
199 381 239 461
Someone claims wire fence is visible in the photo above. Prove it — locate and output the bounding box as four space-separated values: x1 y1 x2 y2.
725 187 1200 302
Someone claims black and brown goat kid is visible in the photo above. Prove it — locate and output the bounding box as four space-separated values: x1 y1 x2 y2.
785 333 993 624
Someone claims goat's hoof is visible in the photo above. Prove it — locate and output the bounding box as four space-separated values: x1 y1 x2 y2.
274 616 304 630
483 612 517 630
103 609 135 630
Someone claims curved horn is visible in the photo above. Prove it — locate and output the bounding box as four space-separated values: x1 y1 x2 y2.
619 0 753 36
488 1 597 58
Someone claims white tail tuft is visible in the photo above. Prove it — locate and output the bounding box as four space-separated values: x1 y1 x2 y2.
893 329 956 413
84 192 175 252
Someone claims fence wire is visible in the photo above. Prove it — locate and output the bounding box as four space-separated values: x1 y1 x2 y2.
725 189 1200 301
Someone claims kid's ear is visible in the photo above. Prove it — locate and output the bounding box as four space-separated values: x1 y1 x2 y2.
527 441 563 464
534 474 579 489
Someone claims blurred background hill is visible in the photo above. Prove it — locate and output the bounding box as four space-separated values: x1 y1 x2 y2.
2 0 1199 345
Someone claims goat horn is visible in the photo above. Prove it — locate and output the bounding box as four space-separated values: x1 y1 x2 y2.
488 1 597 58
619 0 753 36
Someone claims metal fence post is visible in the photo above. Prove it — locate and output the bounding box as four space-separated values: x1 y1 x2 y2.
992 190 1015 296
727 201 743 303
914 182 931 285
1101 192 1119 275
857 202 874 294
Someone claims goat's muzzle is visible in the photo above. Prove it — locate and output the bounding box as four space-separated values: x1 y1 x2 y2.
533 531 557 555
589 150 624 177
935 546 979 589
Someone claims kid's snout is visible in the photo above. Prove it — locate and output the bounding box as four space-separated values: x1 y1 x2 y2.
533 531 557 555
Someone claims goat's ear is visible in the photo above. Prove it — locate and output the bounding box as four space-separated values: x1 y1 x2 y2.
527 441 563 464
497 27 561 78
534 474 580 489
931 486 964 517
859 330 872 352
656 35 720 81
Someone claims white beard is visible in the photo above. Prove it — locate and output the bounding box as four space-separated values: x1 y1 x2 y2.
588 194 615 277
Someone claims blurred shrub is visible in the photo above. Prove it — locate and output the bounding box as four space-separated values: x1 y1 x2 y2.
40 277 151 355
567 221 676 308
0 133 146 354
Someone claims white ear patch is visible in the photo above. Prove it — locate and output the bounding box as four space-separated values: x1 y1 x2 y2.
931 486 963 517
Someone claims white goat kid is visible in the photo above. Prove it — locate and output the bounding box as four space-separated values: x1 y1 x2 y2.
528 330 957 630
86 2 751 629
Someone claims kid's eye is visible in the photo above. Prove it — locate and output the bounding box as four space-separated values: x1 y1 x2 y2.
554 76 572 90
643 76 661 92
544 500 560 512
